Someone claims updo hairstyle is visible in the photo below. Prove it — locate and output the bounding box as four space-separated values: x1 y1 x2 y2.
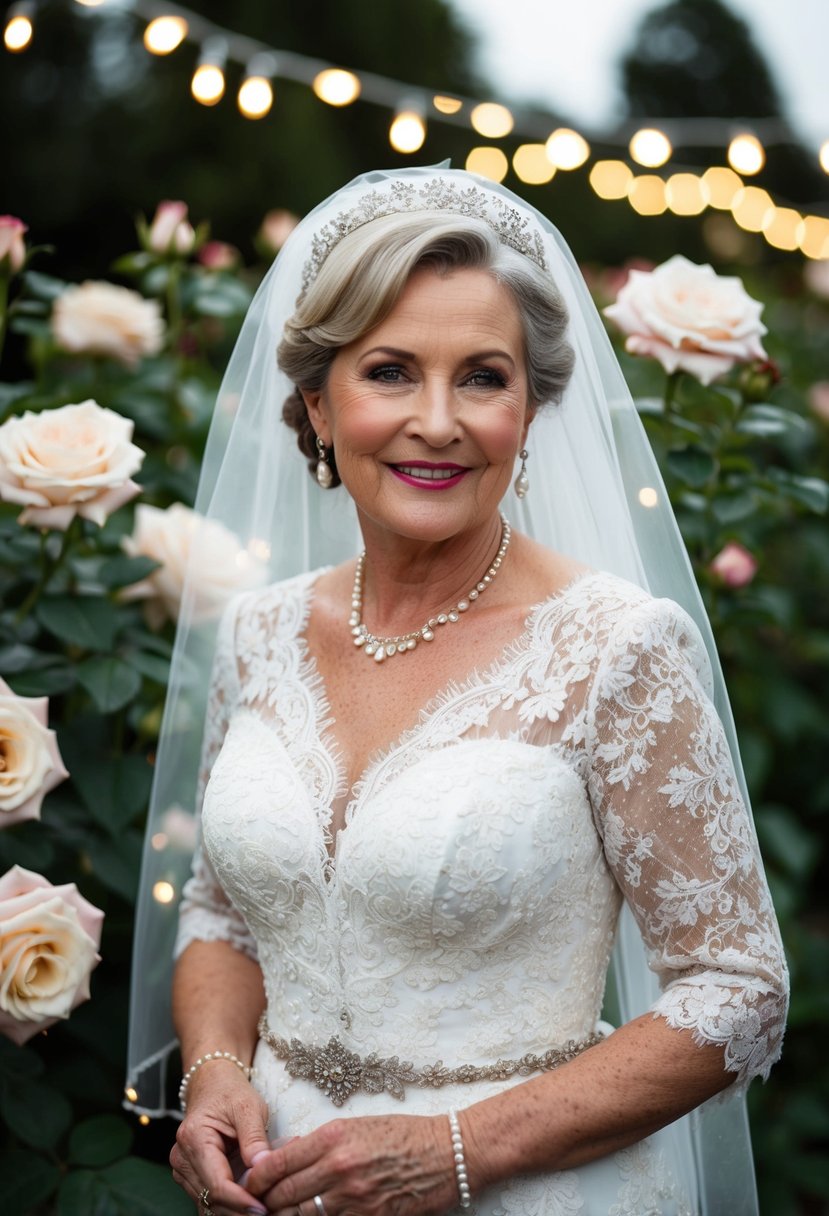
278 211 575 487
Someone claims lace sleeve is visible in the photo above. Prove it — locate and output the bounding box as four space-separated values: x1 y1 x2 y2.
586 596 788 1087
174 596 259 963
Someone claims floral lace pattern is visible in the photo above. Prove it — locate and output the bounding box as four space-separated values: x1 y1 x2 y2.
175 568 788 1213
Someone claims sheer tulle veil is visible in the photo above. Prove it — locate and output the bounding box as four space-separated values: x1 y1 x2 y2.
127 164 763 1212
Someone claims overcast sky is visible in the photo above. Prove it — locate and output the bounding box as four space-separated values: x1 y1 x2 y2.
448 0 827 151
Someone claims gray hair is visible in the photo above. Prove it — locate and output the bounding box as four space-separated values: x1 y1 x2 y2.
278 211 575 484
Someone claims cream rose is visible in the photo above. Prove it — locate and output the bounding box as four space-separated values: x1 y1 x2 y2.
258 208 299 254
148 200 196 255
0 216 27 274
604 255 768 385
0 679 67 827
0 399 145 530
121 502 267 628
0 866 103 1045
52 281 164 367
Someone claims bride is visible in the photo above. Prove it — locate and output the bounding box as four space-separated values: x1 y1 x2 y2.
126 167 788 1216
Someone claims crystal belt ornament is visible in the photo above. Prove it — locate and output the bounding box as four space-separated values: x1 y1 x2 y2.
258 1015 602 1107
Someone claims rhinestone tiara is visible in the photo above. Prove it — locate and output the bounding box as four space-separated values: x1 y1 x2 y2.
300 178 548 296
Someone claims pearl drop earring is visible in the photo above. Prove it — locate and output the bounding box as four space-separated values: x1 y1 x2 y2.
514 449 529 499
315 436 333 489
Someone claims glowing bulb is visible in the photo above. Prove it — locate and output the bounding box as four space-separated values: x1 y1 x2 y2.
470 102 513 139
238 76 273 119
545 128 589 171
74 0 105 7
762 207 802 252
798 215 829 260
702 166 743 210
313 69 360 107
433 95 462 115
465 147 508 183
728 134 765 176
153 881 176 904
589 160 632 200
820 141 829 175
139 1115 151 1126
125 1087 138 1103
629 128 672 168
4 13 32 51
192 63 225 106
143 16 188 55
665 173 708 216
638 487 658 508
731 186 774 232
627 175 667 216
389 111 426 154
512 144 555 185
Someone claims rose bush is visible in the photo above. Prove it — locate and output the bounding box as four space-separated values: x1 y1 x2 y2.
52 281 164 367
0 866 103 1045
0 399 145 529
0 679 67 828
604 254 768 385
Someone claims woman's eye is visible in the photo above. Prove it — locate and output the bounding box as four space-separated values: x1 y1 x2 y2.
367 365 405 383
465 368 506 387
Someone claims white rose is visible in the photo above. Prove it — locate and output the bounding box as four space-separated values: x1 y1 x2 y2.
148 200 196 255
604 255 768 385
0 399 145 530
0 866 103 1046
121 503 267 628
0 678 68 827
52 280 164 367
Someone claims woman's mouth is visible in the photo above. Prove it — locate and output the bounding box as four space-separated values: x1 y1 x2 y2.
389 462 470 490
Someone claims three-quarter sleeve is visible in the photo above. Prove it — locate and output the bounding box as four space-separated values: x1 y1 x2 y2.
586 596 788 1086
174 596 259 963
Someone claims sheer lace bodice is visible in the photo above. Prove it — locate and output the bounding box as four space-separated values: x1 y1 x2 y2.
176 568 787 1093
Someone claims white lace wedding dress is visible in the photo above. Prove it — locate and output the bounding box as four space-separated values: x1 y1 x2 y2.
175 568 788 1216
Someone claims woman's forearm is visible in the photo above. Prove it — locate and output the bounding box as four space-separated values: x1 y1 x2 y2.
462 1013 733 1189
172 939 266 1068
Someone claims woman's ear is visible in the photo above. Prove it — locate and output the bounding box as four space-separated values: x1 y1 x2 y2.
299 387 329 446
521 402 538 448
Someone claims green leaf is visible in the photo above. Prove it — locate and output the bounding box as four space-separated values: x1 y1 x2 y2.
755 805 820 880
98 554 160 589
736 403 811 438
0 1077 72 1149
0 1036 44 1081
0 820 55 873
0 643 42 674
67 750 153 833
5 663 77 697
37 596 119 651
60 1158 193 1216
22 269 67 300
125 649 171 685
666 446 716 487
68 1114 133 1167
0 1149 60 1211
769 470 829 514
76 656 142 712
86 832 144 901
710 491 757 524
111 251 156 275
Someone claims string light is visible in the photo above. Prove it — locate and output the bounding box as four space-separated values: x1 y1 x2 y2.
629 128 672 168
589 160 632 200
545 128 589 170
144 15 188 56
702 166 743 210
763 207 803 252
389 109 426 154
153 881 176 904
628 175 668 216
465 147 508 183
125 1087 139 1103
238 53 277 119
74 0 106 7
312 68 360 107
4 3 34 52
433 95 462 115
819 141 829 175
665 173 709 216
512 144 555 185
139 1114 151 1126
731 186 775 232
191 39 227 107
470 102 513 139
638 487 659 508
798 215 829 259
728 134 765 176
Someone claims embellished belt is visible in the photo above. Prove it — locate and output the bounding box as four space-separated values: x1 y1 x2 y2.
257 1014 603 1107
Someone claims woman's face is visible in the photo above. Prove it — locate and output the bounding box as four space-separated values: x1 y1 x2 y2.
302 266 533 544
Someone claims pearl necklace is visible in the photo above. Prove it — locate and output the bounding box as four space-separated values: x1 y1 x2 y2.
349 515 512 663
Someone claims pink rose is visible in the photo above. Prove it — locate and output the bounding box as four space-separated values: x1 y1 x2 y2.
710 542 757 588
808 381 829 424
198 241 241 271
0 216 27 274
0 678 67 827
147 201 196 256
0 399 145 530
258 209 299 254
604 255 768 385
0 866 103 1045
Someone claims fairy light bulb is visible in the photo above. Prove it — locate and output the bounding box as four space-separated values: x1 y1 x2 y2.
238 75 273 118
728 134 765 176
513 144 555 185
820 141 829 175
144 16 188 56
665 173 708 216
465 147 508 183
389 110 426 154
470 102 513 139
589 160 633 200
627 175 667 216
629 128 672 168
731 186 774 232
313 69 361 106
545 128 590 171
433 95 462 115
702 166 743 210
4 13 32 51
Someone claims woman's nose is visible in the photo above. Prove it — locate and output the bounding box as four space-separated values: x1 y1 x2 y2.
405 384 460 446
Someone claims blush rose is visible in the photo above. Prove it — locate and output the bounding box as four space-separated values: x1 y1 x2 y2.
710 542 758 588
0 866 103 1045
604 255 768 385
0 399 145 530
52 281 164 367
0 216 27 274
0 679 68 828
147 201 196 256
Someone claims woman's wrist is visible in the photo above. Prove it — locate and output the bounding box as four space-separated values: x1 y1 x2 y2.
179 1050 254 1111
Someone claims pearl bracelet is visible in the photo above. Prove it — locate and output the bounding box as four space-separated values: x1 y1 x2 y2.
448 1108 472 1209
179 1050 253 1112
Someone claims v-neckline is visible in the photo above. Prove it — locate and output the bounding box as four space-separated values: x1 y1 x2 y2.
291 566 600 867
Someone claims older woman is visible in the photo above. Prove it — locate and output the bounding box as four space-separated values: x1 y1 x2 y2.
127 168 787 1216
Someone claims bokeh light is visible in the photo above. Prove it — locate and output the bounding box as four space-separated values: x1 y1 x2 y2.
638 488 659 508
153 881 176 904
545 128 590 170
665 173 709 216
512 144 555 185
313 69 360 106
819 140 829 175
798 215 829 259
389 111 426 153
470 103 513 138
465 146 509 183
702 166 743 209
191 63 225 106
238 76 273 119
629 128 672 168
763 207 803 252
728 134 765 176
731 186 774 232
589 160 633 200
628 175 668 216
433 95 462 115
143 15 188 55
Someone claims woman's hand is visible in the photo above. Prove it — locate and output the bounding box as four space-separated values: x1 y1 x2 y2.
246 1113 460 1216
170 1061 271 1216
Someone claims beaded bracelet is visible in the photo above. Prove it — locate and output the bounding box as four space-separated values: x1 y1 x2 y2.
448 1108 472 1209
179 1050 253 1112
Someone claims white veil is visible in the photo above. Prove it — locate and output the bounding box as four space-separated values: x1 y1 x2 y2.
127 164 762 1213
